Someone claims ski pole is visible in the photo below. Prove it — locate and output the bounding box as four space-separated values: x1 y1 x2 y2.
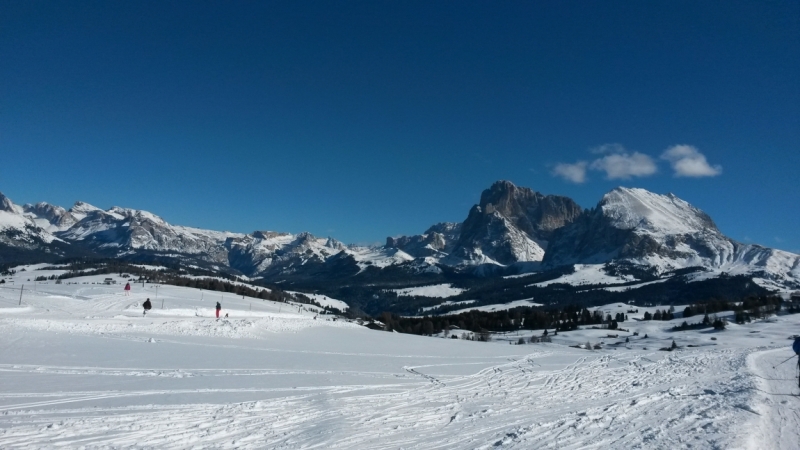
773 354 797 369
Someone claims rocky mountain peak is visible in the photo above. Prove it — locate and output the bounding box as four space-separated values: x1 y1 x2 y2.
0 192 15 212
23 202 76 229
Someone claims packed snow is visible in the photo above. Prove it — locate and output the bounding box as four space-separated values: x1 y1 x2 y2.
0 266 798 449
393 283 466 298
286 291 349 311
445 298 544 315
531 264 637 287
421 300 476 312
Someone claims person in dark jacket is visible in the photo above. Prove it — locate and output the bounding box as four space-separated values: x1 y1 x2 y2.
142 298 152 316
216 302 222 319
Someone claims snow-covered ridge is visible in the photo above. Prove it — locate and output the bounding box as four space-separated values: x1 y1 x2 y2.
543 186 800 291
1 184 798 293
601 187 716 235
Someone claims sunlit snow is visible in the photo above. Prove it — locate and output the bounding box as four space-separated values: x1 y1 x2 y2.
0 267 798 448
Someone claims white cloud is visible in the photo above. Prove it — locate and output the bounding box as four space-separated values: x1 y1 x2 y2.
661 145 722 177
589 151 657 180
552 161 588 183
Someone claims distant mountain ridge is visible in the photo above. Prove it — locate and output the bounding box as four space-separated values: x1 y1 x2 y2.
0 183 798 295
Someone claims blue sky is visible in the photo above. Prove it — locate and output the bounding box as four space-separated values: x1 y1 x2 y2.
1 1 798 251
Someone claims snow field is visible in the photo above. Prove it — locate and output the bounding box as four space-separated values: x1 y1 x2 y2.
0 267 798 448
392 283 466 298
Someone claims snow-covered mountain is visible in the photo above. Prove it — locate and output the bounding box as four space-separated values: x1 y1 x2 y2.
387 181 583 266
543 187 800 289
58 204 237 263
0 192 412 278
1 184 798 293
0 193 64 255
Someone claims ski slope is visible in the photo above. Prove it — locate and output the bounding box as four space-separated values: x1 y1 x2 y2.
0 265 798 449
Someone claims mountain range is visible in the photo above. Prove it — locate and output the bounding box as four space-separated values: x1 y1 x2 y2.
1 181 798 311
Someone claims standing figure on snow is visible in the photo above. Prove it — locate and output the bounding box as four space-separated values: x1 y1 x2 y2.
794 337 800 388
124 282 131 296
216 301 222 319
142 298 152 316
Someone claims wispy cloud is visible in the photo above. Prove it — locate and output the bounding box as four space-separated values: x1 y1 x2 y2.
661 145 722 177
552 161 588 183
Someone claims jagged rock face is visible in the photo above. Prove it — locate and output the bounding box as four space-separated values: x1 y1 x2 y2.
226 231 347 275
58 207 231 264
68 201 102 221
385 181 583 266
386 222 461 258
0 194 70 261
0 192 15 213
452 181 583 265
24 203 77 230
472 180 584 241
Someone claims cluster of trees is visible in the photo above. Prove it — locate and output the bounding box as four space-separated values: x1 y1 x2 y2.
673 313 726 331
681 295 787 324
379 304 625 337
642 309 675 321
159 275 293 303
35 275 58 281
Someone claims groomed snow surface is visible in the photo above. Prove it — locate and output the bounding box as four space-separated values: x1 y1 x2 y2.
0 266 799 449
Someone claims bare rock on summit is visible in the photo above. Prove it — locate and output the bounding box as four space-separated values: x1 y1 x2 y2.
0 192 16 213
387 180 584 266
386 222 461 258
24 202 77 230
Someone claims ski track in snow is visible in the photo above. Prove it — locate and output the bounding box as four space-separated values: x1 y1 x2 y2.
742 348 800 450
0 347 777 449
1 271 799 448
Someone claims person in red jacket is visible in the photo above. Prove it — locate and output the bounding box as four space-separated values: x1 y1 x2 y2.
124 282 131 296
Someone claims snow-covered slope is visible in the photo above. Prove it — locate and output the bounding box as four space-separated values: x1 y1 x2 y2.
543 187 800 289
2 266 798 448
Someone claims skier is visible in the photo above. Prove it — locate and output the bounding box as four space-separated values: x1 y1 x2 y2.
124 282 131 296
216 301 221 319
795 337 800 388
142 298 152 316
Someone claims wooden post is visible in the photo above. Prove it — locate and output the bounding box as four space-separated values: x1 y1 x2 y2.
19 285 23 306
